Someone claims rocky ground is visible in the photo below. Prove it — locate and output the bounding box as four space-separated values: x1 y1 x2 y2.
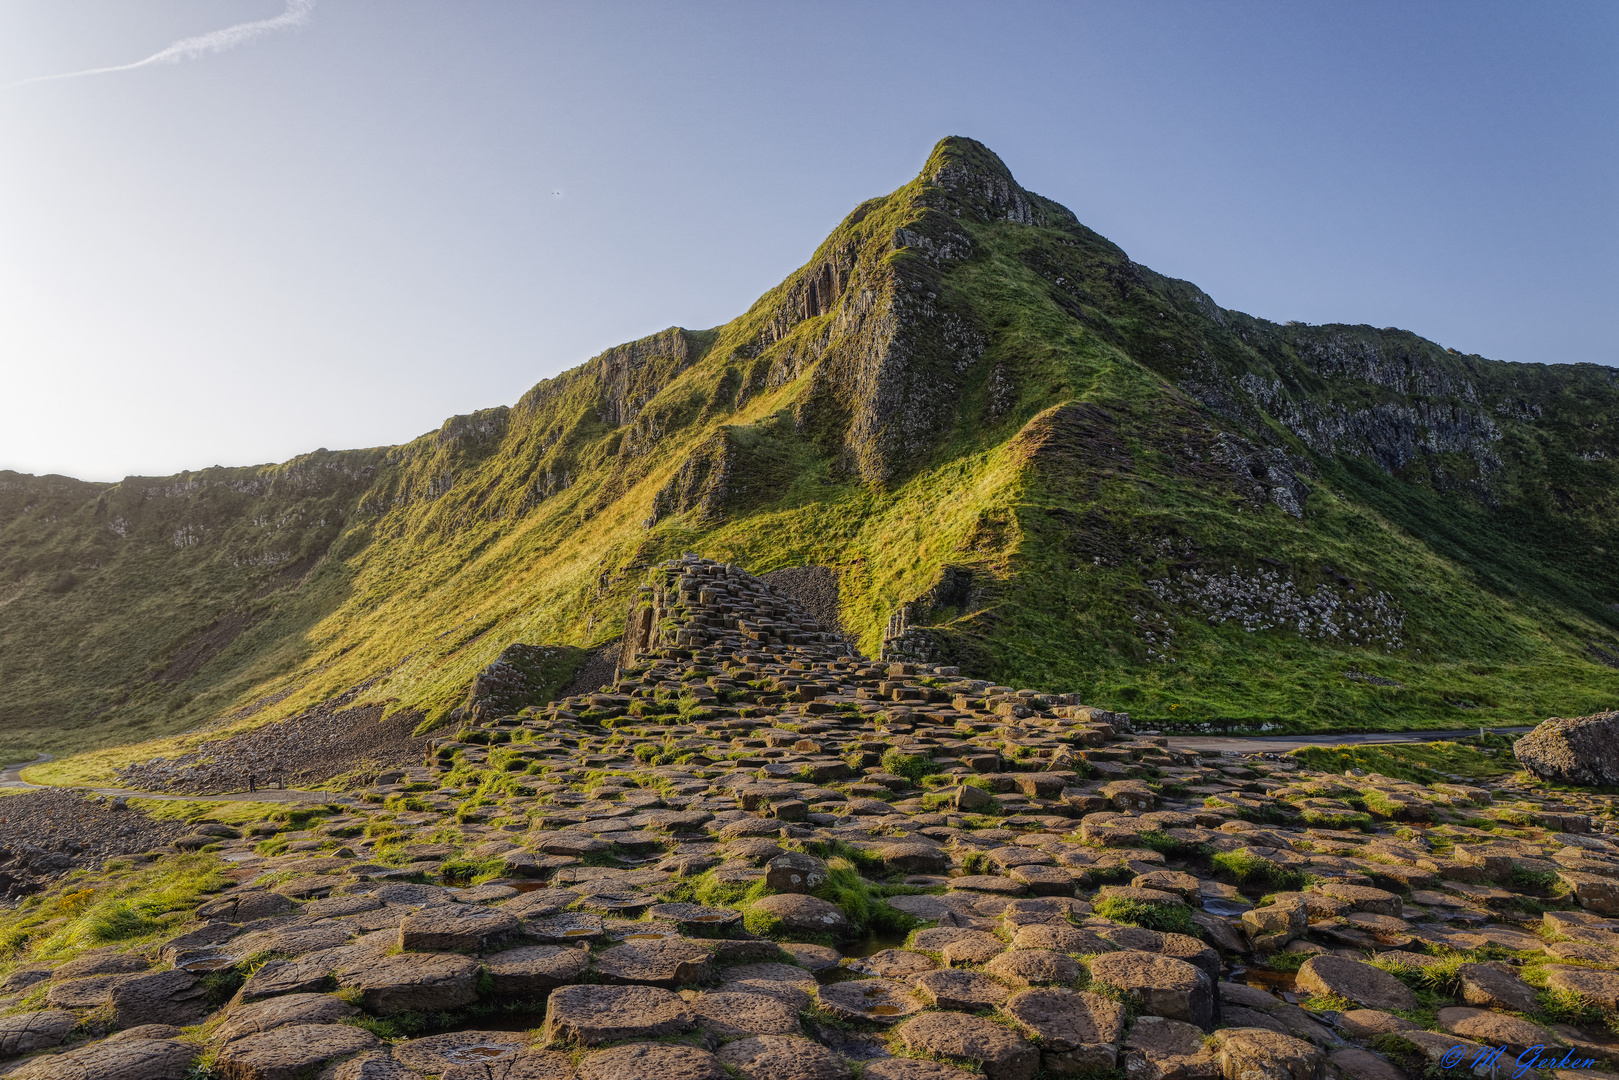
0 790 187 899
113 696 430 796
1 555 1617 1079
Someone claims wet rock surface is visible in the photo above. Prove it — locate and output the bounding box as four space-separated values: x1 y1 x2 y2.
1 558 1618 1080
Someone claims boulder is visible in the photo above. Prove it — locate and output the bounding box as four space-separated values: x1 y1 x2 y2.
764 853 829 893
1515 712 1619 786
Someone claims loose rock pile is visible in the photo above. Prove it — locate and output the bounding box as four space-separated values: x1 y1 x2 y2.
113 698 430 795
4 555 1619 1079
0 790 186 898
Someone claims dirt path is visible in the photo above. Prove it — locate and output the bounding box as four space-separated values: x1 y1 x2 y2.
1163 725 1534 755
0 753 356 805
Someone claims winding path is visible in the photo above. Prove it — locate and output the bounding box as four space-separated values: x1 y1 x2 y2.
0 753 355 805
1162 725 1533 755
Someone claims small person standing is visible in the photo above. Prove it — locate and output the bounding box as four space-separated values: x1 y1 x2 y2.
247 772 256 793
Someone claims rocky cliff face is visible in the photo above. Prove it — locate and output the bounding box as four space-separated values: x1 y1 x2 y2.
2 137 1617 760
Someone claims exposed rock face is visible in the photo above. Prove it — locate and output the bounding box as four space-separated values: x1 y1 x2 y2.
618 558 851 667
463 644 592 723
1515 711 1619 786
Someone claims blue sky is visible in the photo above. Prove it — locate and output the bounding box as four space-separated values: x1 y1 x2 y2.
1 1 1613 481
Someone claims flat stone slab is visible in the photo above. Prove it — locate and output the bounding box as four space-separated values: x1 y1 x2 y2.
3 1037 196 1080
1212 1028 1323 1080
576 1041 728 1080
719 962 817 1007
1546 967 1619 1010
1122 1014 1221 1080
1296 955 1416 1013
1437 1006 1556 1052
749 893 848 935
391 1029 526 1073
338 952 480 1016
593 937 713 987
816 978 925 1023
1005 987 1126 1052
484 944 592 997
1086 950 1214 1030
911 927 1005 965
863 1061 981 1080
213 1024 378 1080
543 984 695 1045
915 968 1011 1011
717 1035 852 1080
0 1010 77 1060
985 948 1081 987
689 990 802 1037
1457 962 1540 1013
897 1011 1039 1080
849 948 936 983
398 904 520 951
214 993 358 1043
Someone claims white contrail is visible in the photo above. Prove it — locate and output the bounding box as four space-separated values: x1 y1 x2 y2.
4 0 315 90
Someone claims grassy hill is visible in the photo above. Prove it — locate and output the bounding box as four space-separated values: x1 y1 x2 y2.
3 137 1617 771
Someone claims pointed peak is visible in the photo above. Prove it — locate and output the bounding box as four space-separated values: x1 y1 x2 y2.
921 136 1019 188
916 137 1070 228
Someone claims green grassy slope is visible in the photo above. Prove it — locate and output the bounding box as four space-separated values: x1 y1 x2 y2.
3 137 1616 769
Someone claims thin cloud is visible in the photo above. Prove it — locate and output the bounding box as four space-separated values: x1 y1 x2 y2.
5 0 314 90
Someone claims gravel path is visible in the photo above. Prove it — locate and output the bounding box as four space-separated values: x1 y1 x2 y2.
1163 725 1535 754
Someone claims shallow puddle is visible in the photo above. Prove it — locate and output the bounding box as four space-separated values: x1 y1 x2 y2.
1234 966 1299 993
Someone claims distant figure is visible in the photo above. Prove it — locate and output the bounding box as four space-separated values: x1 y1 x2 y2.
247 773 256 793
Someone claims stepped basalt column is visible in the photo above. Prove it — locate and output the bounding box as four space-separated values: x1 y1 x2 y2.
619 556 854 669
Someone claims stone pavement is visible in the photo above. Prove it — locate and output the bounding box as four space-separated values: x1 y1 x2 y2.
2 555 1617 1079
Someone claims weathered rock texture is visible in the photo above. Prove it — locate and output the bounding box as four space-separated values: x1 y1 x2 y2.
1515 711 1619 787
